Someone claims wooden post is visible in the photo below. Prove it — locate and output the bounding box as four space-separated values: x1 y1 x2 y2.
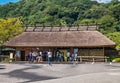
24 25 28 32
86 23 89 30
92 56 95 62
105 56 107 62
103 47 106 62
33 24 37 31
50 24 53 31
42 23 45 31
77 24 79 31
80 56 82 63
59 23 62 31
103 47 105 56
68 24 71 31
88 48 91 62
96 22 98 30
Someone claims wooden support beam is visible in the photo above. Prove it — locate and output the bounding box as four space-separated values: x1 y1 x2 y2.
33 24 37 31
68 24 71 31
24 25 28 32
77 24 79 31
96 22 98 30
80 56 82 63
59 23 62 31
50 24 53 31
86 23 89 30
42 23 45 31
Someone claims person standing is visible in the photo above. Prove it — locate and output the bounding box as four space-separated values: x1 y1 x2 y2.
61 52 64 62
38 51 43 62
28 51 33 63
56 51 59 62
67 51 70 62
48 50 52 65
32 51 38 63
74 52 78 64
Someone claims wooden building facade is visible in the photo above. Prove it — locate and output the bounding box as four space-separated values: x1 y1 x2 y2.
3 25 116 62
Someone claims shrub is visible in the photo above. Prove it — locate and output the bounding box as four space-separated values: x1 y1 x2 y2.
107 55 119 62
2 57 10 62
112 58 120 62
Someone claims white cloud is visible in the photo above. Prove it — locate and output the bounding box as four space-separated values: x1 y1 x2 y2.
96 0 111 3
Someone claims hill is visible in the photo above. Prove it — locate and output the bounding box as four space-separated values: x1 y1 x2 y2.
0 0 100 25
0 0 120 48
0 0 120 32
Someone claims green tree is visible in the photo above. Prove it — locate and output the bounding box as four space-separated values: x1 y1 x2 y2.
109 3 120 23
83 5 109 19
0 18 23 45
110 0 120 5
98 15 116 34
106 32 120 43
106 32 120 50
75 19 96 25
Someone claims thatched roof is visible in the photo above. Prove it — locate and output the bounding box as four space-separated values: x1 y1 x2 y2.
4 30 115 47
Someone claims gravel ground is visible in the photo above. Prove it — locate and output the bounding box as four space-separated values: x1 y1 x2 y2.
0 62 120 83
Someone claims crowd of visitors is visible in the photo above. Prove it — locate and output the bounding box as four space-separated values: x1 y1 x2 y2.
28 50 78 65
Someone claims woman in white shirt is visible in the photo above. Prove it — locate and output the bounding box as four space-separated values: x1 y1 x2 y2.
48 51 52 65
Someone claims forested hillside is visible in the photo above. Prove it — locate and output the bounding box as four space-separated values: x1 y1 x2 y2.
0 0 120 48
0 0 99 25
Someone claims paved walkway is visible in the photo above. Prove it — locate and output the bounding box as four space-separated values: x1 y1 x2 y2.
0 62 120 83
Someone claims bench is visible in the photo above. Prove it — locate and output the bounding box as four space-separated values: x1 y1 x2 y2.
77 56 108 63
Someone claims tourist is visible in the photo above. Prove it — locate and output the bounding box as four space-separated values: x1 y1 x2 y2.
48 50 52 65
56 51 59 62
61 52 64 62
67 51 70 61
71 53 75 61
59 52 63 62
74 52 78 64
32 51 38 63
37 51 43 62
28 51 33 63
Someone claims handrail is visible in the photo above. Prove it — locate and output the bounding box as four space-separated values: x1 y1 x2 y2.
24 24 99 32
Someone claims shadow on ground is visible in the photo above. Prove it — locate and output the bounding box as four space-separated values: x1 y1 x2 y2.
0 65 6 69
1 65 58 83
106 64 120 68
0 67 5 69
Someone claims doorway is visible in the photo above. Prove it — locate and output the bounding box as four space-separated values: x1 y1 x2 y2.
21 51 25 61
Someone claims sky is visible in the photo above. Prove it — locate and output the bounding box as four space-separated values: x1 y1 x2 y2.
0 0 119 4
0 0 19 4
96 0 111 3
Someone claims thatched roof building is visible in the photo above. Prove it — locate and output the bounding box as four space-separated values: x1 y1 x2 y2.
3 25 116 61
4 31 115 47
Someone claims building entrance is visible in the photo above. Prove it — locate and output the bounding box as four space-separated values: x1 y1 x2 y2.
21 51 25 61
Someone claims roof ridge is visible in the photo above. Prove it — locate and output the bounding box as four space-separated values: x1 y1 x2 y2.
24 25 99 32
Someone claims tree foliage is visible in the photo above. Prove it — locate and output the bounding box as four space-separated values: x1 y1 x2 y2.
109 3 120 23
0 0 120 47
0 18 23 45
0 0 98 25
98 15 116 33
